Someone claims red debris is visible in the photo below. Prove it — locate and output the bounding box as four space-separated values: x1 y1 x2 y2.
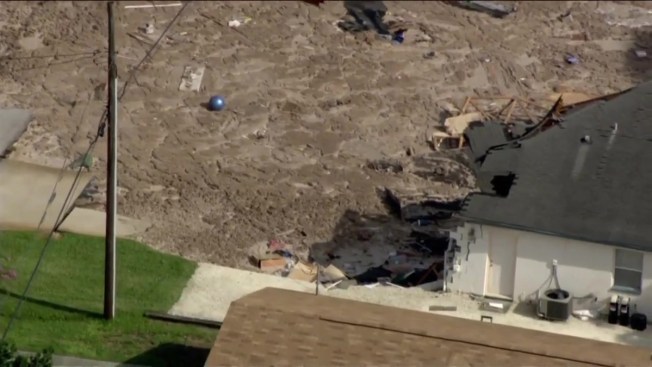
268 239 286 252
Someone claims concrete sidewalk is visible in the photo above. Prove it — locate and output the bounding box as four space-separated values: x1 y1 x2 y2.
53 355 144 367
20 352 145 367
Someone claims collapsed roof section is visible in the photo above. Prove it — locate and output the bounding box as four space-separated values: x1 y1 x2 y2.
459 80 652 252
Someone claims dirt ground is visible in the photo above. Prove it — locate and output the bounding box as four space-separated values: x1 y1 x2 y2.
1 1 651 266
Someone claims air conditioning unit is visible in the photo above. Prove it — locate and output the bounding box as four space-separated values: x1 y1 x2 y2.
537 288 572 321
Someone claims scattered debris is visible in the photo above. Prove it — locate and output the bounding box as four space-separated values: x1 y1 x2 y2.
287 261 318 282
228 17 252 28
423 51 436 59
258 256 288 273
141 23 155 35
451 1 516 19
558 9 573 22
228 20 242 28
179 65 206 92
366 159 403 173
566 54 580 65
430 96 553 152
634 50 647 58
324 280 343 290
596 2 652 29
321 264 347 282
392 29 406 44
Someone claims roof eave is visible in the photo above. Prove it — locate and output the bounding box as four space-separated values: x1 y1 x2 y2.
455 214 651 253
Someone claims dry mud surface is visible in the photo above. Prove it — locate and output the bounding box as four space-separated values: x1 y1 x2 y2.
1 1 650 266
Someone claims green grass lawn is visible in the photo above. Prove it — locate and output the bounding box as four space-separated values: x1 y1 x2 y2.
0 231 217 366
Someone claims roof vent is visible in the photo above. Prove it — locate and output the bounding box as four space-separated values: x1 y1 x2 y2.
580 135 592 144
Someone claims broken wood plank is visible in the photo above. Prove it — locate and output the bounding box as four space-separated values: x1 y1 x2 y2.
444 112 483 137
287 261 318 282
548 92 597 106
179 65 206 92
322 264 347 282
259 257 287 272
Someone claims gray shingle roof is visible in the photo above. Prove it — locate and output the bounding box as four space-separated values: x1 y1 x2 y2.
459 81 652 251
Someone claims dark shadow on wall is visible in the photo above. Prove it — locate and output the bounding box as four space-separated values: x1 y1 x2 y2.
627 28 652 83
124 343 211 367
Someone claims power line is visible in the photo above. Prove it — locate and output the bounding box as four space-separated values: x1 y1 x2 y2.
1 110 107 342
0 50 105 61
1 0 193 340
7 54 105 73
36 96 95 231
119 1 192 100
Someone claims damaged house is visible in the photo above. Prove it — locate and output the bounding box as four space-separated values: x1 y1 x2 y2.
446 81 652 316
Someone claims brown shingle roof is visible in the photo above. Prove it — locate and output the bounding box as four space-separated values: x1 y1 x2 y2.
205 288 652 367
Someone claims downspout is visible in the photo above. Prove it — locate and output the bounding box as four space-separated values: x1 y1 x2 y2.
443 236 455 292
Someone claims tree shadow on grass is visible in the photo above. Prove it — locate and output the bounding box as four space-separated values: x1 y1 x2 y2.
124 343 211 367
0 289 102 319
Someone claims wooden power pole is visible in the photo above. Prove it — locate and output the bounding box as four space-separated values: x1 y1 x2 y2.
104 0 118 320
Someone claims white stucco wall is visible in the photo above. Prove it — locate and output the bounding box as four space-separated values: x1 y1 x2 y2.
448 223 652 316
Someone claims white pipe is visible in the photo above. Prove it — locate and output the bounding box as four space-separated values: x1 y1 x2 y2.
125 3 182 9
443 237 455 292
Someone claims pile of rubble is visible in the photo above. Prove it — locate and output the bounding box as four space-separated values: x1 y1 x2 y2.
249 151 476 291
251 229 448 291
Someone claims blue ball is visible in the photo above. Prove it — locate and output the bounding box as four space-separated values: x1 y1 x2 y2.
208 95 226 111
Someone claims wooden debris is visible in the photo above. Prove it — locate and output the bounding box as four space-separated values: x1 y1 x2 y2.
288 261 318 282
431 129 464 152
547 92 597 106
179 65 206 92
321 264 347 282
444 112 484 136
259 257 287 273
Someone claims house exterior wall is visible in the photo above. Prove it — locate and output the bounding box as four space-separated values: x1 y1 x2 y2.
448 223 652 316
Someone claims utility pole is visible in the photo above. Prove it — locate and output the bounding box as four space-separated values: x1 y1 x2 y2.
104 0 118 320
